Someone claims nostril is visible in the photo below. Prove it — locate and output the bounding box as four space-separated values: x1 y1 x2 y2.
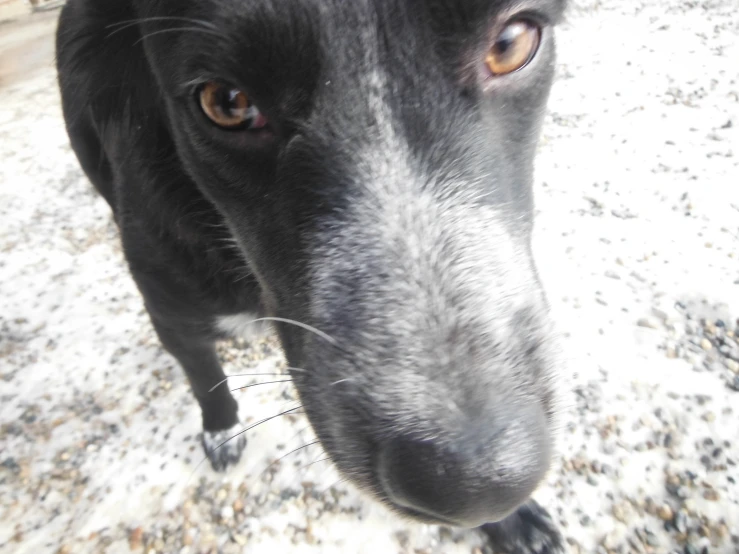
378 438 461 519
377 406 551 528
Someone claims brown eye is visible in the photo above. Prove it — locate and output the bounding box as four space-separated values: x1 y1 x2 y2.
198 81 267 130
485 20 541 76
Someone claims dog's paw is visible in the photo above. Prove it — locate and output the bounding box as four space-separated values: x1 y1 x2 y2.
479 501 564 554
201 423 247 472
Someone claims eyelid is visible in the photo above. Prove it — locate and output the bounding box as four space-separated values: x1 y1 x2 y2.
180 76 211 96
486 8 549 43
180 75 251 99
498 0 565 25
509 9 552 27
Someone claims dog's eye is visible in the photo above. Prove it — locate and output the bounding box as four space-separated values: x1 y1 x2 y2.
198 82 267 130
485 20 540 76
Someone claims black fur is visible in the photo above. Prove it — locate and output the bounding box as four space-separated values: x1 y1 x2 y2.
57 0 567 551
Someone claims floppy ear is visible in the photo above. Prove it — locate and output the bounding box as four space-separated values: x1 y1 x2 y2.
56 0 172 210
56 0 160 134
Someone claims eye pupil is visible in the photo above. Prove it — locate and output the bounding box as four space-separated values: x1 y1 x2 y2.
494 37 513 57
494 31 516 55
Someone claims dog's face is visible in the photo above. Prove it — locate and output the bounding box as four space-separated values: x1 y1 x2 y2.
135 0 565 528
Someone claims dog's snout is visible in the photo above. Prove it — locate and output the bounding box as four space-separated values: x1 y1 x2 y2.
377 403 551 528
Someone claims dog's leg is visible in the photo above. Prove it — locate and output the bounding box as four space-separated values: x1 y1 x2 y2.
479 500 564 554
149 316 246 472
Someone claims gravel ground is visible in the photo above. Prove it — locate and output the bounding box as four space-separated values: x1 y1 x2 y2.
1 1 738 553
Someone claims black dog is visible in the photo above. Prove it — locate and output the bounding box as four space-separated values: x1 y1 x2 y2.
57 0 566 551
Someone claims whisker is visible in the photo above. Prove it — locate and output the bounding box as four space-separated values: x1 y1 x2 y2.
208 367 307 393
319 476 350 495
297 456 332 473
213 242 240 251
105 23 139 39
105 16 217 39
218 406 302 451
211 237 238 244
106 16 218 29
257 439 321 480
208 374 291 393
284 425 315 445
230 379 292 392
199 222 230 230
231 270 255 283
251 317 337 345
285 367 309 374
134 27 221 46
220 263 246 274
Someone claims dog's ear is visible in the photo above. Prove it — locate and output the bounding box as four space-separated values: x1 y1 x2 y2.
56 0 159 132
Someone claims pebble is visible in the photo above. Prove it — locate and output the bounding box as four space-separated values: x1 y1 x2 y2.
129 527 143 551
601 531 621 551
638 317 661 329
653 306 679 323
628 535 647 554
612 503 628 523
656 504 674 522
674 511 689 534
395 530 410 548
644 529 660 547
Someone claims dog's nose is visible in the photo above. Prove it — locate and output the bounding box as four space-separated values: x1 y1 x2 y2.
377 404 551 528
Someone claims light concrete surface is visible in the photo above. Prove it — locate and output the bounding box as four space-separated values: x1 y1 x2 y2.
0 0 30 24
1 1 738 553
0 8 57 87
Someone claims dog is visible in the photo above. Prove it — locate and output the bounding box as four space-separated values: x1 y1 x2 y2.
56 0 567 551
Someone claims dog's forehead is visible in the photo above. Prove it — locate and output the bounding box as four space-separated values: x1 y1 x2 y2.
156 0 565 41
138 0 565 95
